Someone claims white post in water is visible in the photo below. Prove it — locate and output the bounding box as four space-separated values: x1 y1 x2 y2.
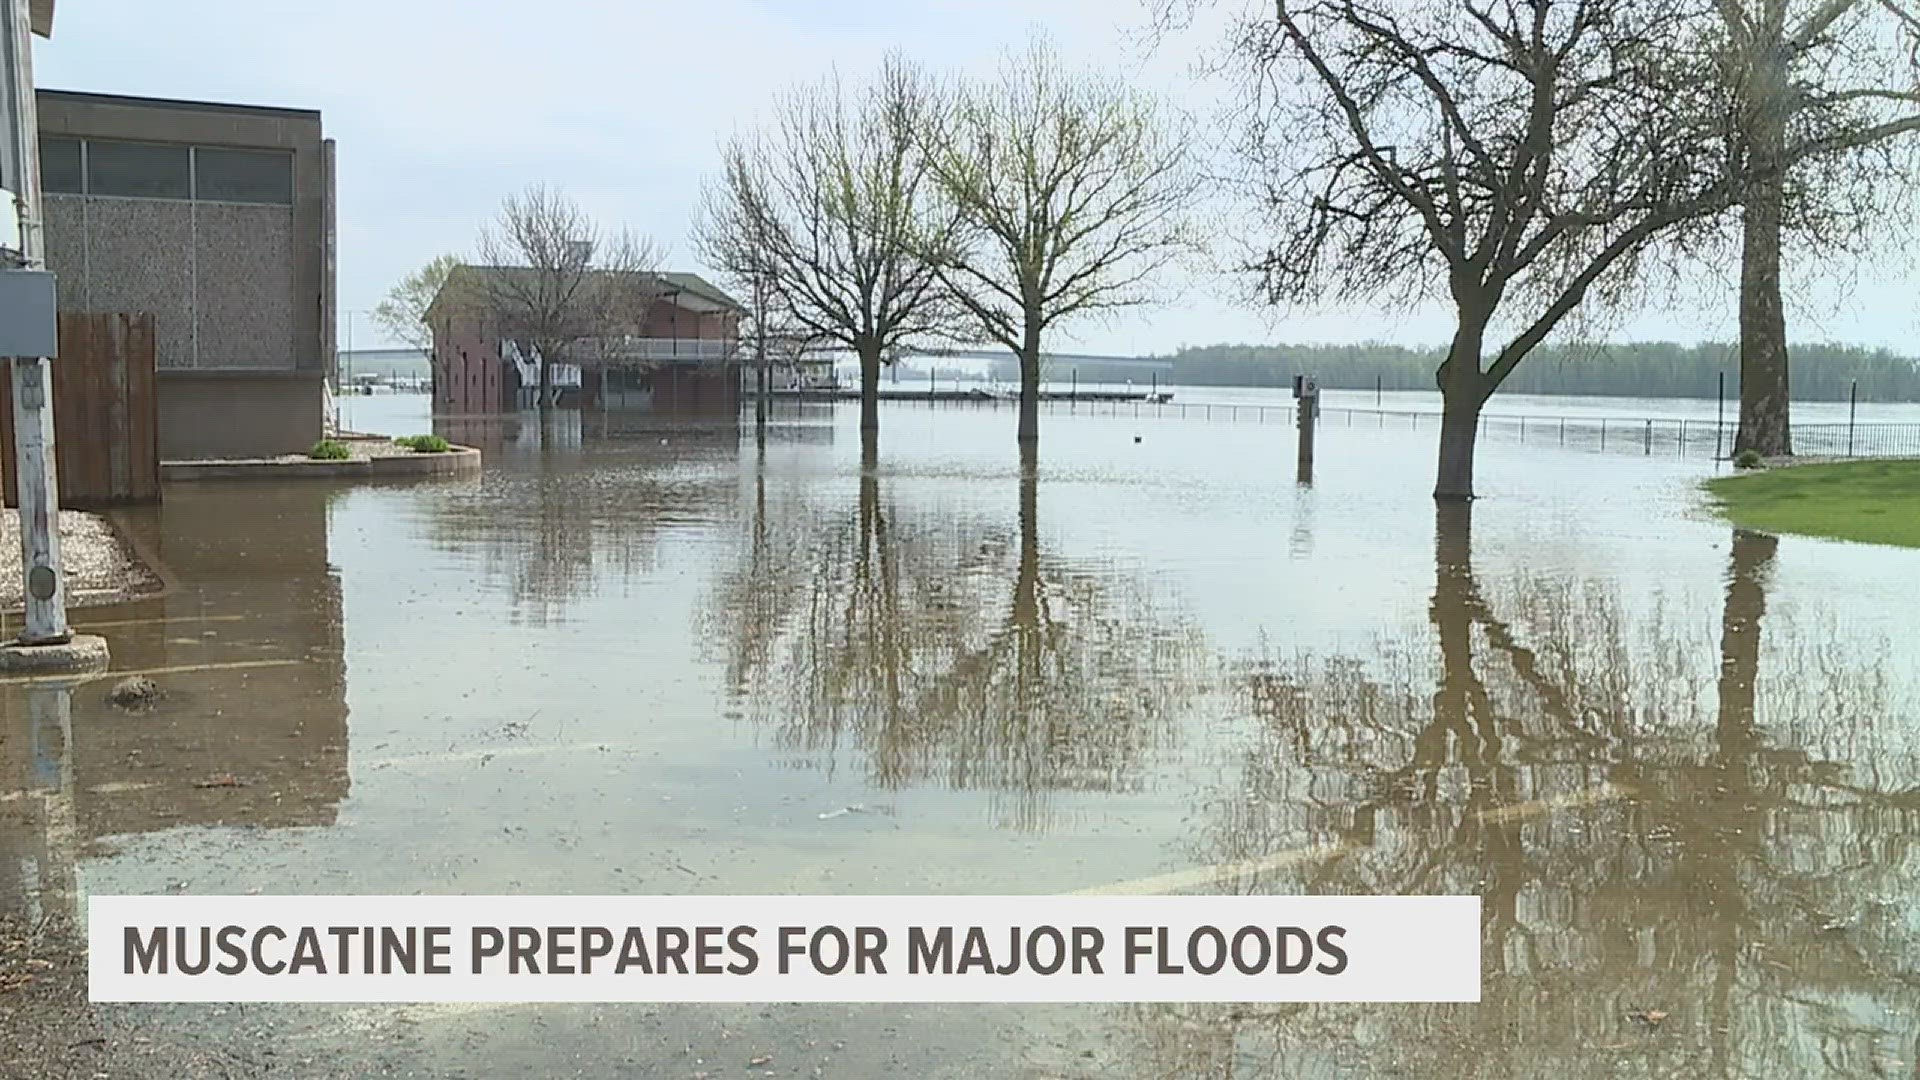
1294 373 1318 485
2 0 72 648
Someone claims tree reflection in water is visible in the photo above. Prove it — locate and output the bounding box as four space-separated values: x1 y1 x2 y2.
1127 510 1920 1079
704 442 1206 831
422 420 742 624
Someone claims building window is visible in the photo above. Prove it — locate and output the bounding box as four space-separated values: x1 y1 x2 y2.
39 137 82 194
86 140 191 199
194 147 294 205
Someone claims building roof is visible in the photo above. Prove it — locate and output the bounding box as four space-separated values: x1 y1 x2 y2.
428 265 744 320
36 88 323 121
655 272 743 313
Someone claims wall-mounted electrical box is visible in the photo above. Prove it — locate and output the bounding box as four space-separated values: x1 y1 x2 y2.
0 269 59 358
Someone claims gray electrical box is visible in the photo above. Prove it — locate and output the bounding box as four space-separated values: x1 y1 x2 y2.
0 269 58 358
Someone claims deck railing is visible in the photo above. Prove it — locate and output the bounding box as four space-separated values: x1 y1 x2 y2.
598 337 739 363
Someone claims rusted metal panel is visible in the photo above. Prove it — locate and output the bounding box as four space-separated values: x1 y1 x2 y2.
2 312 161 507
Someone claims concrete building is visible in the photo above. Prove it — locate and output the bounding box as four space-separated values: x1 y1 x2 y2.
36 89 335 459
429 267 742 414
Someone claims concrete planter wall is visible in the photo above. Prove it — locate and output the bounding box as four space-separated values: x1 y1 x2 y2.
161 445 481 482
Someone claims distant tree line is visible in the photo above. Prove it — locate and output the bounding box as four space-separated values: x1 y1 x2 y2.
1028 342 1920 401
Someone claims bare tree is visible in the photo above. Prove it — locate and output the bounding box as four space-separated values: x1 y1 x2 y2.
372 253 462 354
1193 0 1738 499
694 193 834 439
474 185 662 409
695 56 955 445
1713 0 1920 456
920 36 1197 445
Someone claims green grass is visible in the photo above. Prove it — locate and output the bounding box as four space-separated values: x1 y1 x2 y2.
393 434 452 453
308 439 352 461
1705 459 1920 548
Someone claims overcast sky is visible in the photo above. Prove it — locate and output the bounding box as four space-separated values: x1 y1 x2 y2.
33 0 1920 355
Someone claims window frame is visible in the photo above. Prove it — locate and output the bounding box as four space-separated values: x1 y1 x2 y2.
190 145 296 206
45 137 297 206
82 138 193 201
38 136 84 195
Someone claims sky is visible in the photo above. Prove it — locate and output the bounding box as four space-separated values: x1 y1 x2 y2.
31 0 1920 355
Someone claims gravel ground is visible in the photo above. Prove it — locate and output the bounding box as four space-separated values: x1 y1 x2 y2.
0 510 162 612
0 915 263 1079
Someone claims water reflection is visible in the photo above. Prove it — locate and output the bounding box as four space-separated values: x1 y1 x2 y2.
0 679 82 923
418 417 743 623
431 412 570 456
1127 510 1920 1078
0 484 349 919
706 443 1207 830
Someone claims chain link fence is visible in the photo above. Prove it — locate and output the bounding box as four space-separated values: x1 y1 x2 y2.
861 395 1920 459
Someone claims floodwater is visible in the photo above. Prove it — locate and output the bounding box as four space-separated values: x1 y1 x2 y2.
5 393 1920 1078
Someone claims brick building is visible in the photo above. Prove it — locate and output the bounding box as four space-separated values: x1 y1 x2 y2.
36 89 335 459
427 267 743 414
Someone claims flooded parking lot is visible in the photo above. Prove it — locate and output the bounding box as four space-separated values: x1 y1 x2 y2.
5 398 1919 1077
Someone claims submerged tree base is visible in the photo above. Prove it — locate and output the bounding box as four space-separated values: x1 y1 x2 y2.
1705 460 1920 548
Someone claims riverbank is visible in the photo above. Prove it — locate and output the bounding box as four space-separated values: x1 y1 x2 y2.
0 510 163 613
1705 458 1920 548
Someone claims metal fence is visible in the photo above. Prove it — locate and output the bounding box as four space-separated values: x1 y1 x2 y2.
840 394 1920 460
1315 408 1920 459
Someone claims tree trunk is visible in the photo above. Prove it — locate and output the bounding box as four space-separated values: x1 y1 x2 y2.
754 351 769 434
1435 406 1483 502
1702 526 1774 1080
859 436 881 567
1016 321 1042 445
1735 173 1792 456
755 357 769 451
753 272 769 435
1415 500 1476 799
1431 502 1476 705
1014 440 1039 625
538 353 554 412
1735 47 1793 459
859 341 882 436
1433 320 1489 502
1715 528 1775 752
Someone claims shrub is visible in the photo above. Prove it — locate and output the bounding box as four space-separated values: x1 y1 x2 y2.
1733 448 1764 470
308 439 351 461
394 434 452 453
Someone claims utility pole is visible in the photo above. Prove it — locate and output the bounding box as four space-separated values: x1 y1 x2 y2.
0 0 104 671
3 0 63 643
